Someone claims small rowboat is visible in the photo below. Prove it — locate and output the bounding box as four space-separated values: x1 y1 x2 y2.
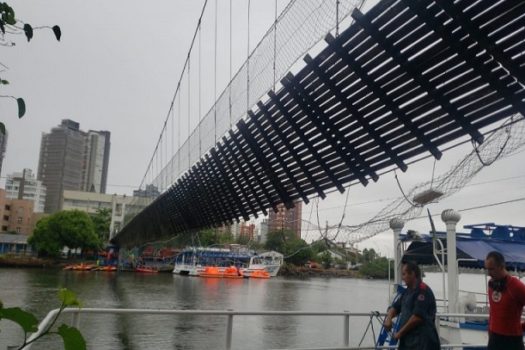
70 263 96 271
93 265 117 272
135 266 159 273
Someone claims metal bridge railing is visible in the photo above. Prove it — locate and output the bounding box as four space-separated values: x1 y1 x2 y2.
23 308 492 350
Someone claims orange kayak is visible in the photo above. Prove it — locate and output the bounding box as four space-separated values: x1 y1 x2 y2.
249 269 270 279
223 266 243 279
199 266 224 278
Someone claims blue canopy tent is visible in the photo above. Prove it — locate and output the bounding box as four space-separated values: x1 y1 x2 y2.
403 224 525 271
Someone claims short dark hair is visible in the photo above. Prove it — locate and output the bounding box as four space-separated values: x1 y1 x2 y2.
403 261 421 279
486 251 506 267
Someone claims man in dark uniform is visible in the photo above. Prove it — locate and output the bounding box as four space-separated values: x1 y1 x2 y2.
383 261 440 350
485 251 525 350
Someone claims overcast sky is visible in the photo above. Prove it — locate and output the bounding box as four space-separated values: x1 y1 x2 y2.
2 0 524 256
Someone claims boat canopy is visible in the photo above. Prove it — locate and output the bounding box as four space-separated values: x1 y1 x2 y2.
402 224 525 271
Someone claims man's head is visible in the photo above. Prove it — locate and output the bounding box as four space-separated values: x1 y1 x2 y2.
402 261 421 288
485 251 507 280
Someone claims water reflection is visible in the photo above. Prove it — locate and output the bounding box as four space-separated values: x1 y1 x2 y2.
0 269 395 349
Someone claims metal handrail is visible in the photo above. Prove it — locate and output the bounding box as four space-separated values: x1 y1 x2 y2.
23 309 495 350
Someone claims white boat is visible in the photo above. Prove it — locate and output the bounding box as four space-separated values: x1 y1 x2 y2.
240 251 283 277
173 247 283 277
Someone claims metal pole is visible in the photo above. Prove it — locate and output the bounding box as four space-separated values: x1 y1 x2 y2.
71 310 80 328
389 218 404 288
343 311 350 346
226 312 234 350
441 209 461 316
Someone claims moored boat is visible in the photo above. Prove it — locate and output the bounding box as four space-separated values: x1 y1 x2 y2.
93 265 117 272
246 269 270 279
71 263 96 271
223 266 243 279
240 251 283 277
135 266 159 273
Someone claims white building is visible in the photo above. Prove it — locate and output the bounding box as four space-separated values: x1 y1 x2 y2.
5 169 47 213
82 130 111 194
61 190 138 239
258 219 269 244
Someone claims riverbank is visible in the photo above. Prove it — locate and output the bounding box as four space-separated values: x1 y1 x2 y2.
0 255 373 279
279 264 362 278
0 254 58 268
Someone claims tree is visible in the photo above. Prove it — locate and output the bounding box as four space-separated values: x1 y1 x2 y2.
91 208 111 242
29 210 101 257
264 230 313 266
359 257 393 279
0 2 61 135
320 251 333 269
29 216 62 257
362 248 378 263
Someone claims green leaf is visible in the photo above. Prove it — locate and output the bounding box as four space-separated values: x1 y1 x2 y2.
17 97 25 118
57 324 86 350
23 23 33 42
0 19 4 34
58 288 81 307
1 4 16 25
1 79 9 85
0 123 4 136
52 25 61 41
0 307 39 333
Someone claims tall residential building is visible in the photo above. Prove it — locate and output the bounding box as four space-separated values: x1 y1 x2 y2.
37 119 111 213
0 130 7 176
258 219 269 244
5 169 47 213
239 221 256 241
83 130 111 193
268 201 302 239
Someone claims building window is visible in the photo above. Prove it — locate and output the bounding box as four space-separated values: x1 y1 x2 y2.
17 217 23 224
1 226 7 231
16 227 21 233
5 205 10 211
3 215 9 221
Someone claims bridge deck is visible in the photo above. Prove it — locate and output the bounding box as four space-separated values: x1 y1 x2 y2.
116 0 525 247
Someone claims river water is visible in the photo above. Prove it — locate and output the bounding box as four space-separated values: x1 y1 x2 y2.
0 268 492 349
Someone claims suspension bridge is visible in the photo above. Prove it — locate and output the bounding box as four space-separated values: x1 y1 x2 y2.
113 0 525 248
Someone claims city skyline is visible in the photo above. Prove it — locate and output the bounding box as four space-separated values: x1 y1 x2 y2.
37 119 111 213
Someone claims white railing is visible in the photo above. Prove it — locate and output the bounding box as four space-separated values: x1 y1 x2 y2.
23 309 491 350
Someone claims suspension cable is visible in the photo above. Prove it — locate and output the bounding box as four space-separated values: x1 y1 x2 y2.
394 170 418 207
247 0 251 114
188 59 191 169
199 25 202 157
139 0 209 190
273 0 278 90
229 0 233 128
214 0 218 144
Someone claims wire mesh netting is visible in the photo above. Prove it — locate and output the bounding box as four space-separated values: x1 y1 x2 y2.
122 0 364 230
151 0 363 192
328 115 525 244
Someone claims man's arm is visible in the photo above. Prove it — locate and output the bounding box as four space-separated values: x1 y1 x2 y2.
514 278 525 306
394 314 423 339
383 307 398 331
